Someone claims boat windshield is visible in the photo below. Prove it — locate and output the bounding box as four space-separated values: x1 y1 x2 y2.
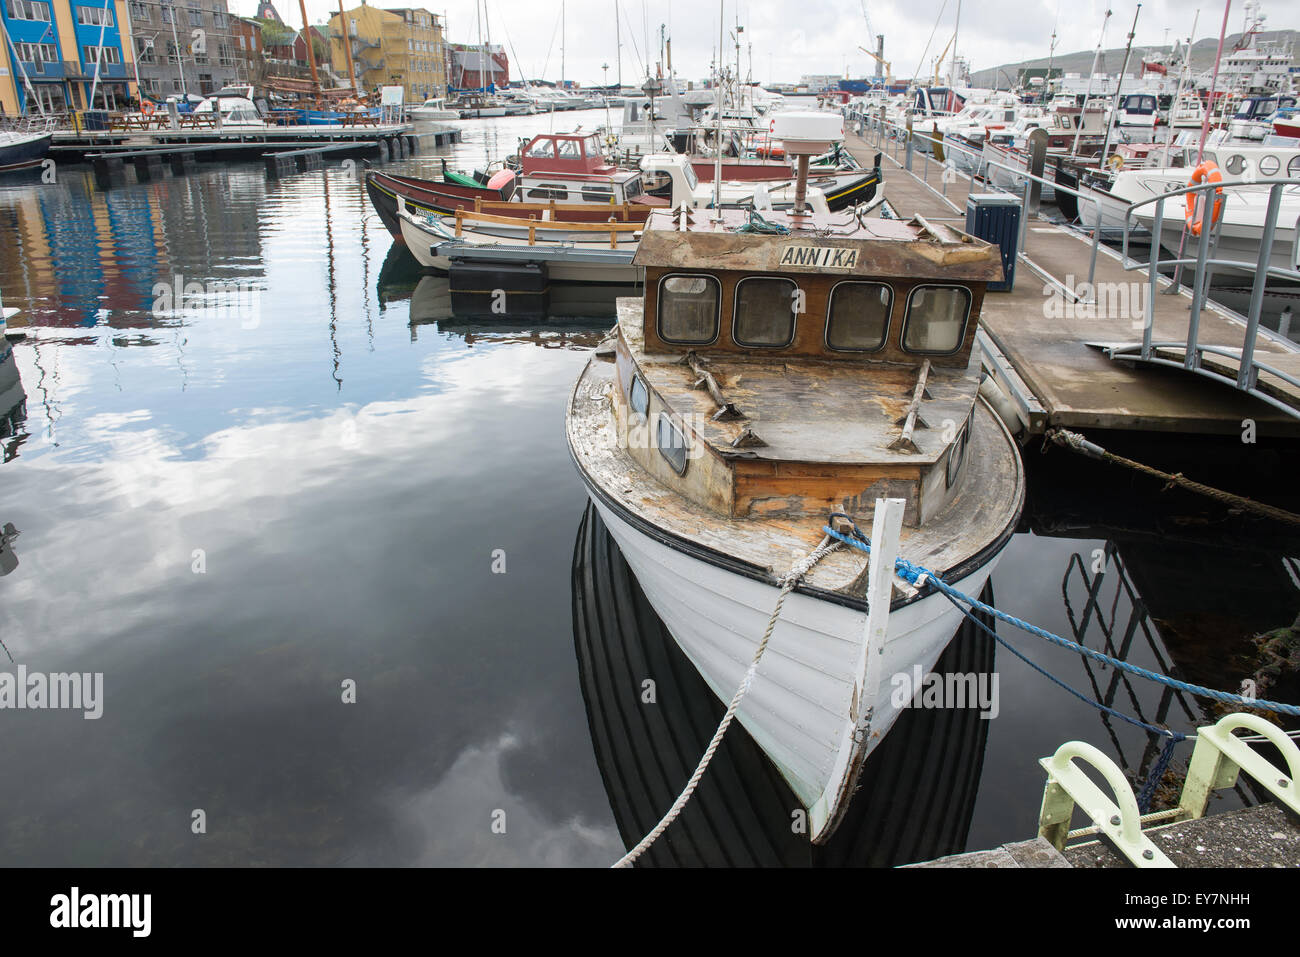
682 162 698 190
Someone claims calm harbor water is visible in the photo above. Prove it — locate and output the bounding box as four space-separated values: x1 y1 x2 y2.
0 109 1296 866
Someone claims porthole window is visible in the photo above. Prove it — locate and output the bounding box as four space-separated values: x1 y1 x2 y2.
733 277 798 348
902 285 972 354
657 414 688 475
1259 155 1280 176
629 374 649 419
826 281 892 352
657 274 720 345
1225 154 1246 175
1290 156 1300 178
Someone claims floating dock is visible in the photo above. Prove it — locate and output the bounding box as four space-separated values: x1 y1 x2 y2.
846 132 1300 438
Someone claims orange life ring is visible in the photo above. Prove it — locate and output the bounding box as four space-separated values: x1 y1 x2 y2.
141 100 155 115
1185 161 1223 236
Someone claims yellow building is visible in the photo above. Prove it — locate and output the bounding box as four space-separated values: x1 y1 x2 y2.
327 5 446 104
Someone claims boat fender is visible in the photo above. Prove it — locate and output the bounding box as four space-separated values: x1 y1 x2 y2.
486 169 515 191
978 374 1023 438
1185 161 1224 237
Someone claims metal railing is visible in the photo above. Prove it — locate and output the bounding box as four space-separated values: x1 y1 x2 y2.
849 106 1108 302
848 103 1300 418
1114 178 1300 418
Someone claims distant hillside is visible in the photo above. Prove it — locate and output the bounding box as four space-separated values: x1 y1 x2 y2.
967 29 1298 88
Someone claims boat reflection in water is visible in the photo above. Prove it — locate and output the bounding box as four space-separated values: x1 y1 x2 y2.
572 503 996 867
405 274 639 345
0 333 27 463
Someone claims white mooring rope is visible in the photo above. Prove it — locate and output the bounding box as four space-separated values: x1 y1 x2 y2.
612 535 839 868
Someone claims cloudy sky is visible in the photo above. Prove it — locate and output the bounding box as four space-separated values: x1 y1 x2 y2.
236 0 1299 86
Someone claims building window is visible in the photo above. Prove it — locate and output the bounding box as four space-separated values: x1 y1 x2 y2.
16 42 58 66
657 274 720 345
733 276 798 348
6 0 51 20
902 285 972 355
129 0 148 18
188 7 202 27
212 7 226 27
83 45 122 65
826 281 892 352
161 3 173 22
76 4 113 26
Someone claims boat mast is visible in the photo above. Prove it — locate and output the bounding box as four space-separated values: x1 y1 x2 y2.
1099 3 1141 164
712 0 724 217
561 0 566 89
298 0 321 109
1165 10 1198 151
1197 0 1234 163
951 0 960 89
615 0 622 89
1070 8 1112 159
87 0 111 109
338 0 357 94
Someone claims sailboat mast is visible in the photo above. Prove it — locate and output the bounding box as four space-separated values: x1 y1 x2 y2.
951 0 961 88
561 0 566 88
1070 8 1112 159
615 0 622 88
1100 3 1142 164
712 0 724 216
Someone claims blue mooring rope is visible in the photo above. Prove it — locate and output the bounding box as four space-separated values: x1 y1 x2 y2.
821 515 1300 719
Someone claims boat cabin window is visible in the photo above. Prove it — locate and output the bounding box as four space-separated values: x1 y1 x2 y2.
526 184 569 200
526 139 556 159
902 285 972 354
825 281 892 352
1259 155 1280 176
657 415 689 475
733 277 798 348
1224 154 1246 176
582 185 614 203
1289 156 1300 178
657 274 720 344
624 176 643 199
557 139 581 158
584 134 602 155
628 373 649 419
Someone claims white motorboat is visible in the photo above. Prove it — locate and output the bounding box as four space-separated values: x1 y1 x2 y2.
409 98 460 121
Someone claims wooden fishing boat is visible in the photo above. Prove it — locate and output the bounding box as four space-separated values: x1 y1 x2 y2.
367 132 668 243
565 206 1024 842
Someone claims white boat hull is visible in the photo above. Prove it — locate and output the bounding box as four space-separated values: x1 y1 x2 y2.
397 211 640 283
581 475 1005 834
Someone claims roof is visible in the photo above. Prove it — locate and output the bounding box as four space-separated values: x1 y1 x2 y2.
633 209 1004 282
